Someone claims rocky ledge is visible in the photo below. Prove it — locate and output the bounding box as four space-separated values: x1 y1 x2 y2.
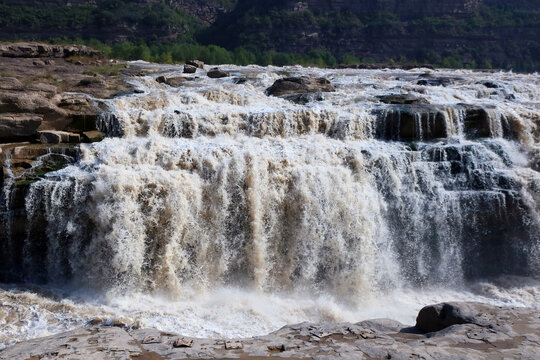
1 302 539 359
0 42 135 186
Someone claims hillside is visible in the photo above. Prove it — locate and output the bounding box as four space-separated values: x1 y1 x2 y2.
0 0 538 70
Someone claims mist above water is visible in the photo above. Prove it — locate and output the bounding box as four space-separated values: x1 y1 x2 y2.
1 65 539 349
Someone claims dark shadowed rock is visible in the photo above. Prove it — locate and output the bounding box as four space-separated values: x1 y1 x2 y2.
478 81 500 89
207 67 230 78
374 104 449 141
0 113 43 139
417 78 452 86
377 93 429 105
282 92 325 105
39 130 80 144
415 302 494 333
459 103 495 139
183 64 197 74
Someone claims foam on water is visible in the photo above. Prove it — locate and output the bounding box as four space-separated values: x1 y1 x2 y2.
1 65 539 350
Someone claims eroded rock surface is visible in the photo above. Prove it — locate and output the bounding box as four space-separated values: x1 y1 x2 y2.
2 302 539 360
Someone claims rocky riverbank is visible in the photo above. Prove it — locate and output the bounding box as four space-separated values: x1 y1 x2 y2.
0 42 132 183
1 302 539 359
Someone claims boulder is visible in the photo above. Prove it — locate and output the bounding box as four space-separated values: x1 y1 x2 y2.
266 77 334 98
186 60 205 69
415 302 493 333
0 113 43 139
156 75 188 87
183 64 197 74
207 67 230 78
377 94 429 105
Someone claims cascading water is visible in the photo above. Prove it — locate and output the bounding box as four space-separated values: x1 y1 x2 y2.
1 65 539 349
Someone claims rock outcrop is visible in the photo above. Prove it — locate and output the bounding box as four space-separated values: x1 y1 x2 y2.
266 77 335 104
266 77 335 97
0 42 102 59
207 67 231 78
1 302 539 359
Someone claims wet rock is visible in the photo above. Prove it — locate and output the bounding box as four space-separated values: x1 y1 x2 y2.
282 92 325 105
156 75 188 87
11 144 52 159
186 59 205 69
478 80 500 89
417 78 452 86
377 93 429 105
82 131 106 143
266 77 334 97
234 77 248 84
0 113 43 139
374 104 448 141
207 67 230 78
183 64 197 74
459 104 494 139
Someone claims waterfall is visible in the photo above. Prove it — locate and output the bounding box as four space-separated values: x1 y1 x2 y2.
1 66 539 346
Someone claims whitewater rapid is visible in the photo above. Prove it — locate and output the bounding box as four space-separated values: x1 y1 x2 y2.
1 64 539 349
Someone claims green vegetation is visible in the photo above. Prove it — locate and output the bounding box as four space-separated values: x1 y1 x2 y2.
0 1 538 71
0 1 200 42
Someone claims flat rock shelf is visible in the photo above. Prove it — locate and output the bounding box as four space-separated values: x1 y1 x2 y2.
2 302 540 359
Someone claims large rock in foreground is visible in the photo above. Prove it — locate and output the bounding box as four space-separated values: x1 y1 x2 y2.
1 302 539 359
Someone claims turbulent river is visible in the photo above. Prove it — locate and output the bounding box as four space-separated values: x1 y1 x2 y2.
1 64 539 350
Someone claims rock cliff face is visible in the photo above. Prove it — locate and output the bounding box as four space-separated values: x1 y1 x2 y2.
0 0 538 70
285 0 481 18
201 0 539 70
